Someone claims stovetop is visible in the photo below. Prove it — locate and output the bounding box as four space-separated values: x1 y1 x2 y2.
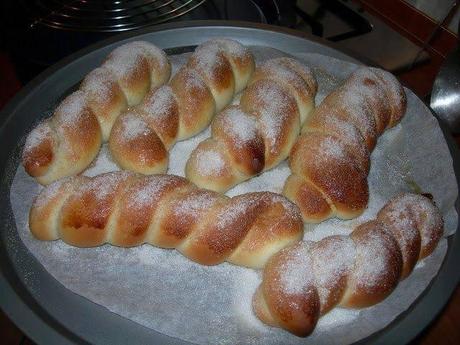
1 0 427 82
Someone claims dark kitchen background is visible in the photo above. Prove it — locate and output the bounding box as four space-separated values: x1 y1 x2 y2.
0 1 459 344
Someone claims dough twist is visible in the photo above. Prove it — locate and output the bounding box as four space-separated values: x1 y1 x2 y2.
185 57 317 192
252 193 443 337
22 41 171 185
284 67 407 222
108 39 255 175
29 171 303 269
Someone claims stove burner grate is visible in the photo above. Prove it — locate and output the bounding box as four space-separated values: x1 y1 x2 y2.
22 0 208 32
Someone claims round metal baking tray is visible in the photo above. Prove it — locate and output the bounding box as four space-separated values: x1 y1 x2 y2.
1 21 459 345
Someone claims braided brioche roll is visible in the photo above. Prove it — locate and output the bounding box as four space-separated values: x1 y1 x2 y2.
284 67 407 223
253 193 443 337
29 171 303 269
185 57 317 192
22 41 171 185
108 39 255 175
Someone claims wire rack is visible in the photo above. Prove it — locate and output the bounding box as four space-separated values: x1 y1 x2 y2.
23 0 208 32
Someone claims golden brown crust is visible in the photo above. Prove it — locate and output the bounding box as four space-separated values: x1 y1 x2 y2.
240 79 301 169
29 177 84 241
202 38 255 93
260 242 321 337
369 67 407 126
23 91 103 185
345 68 392 134
111 175 189 247
211 106 265 176
108 39 255 176
254 193 443 337
22 40 170 185
185 139 240 193
59 172 133 247
377 193 443 260
283 175 333 223
137 86 180 149
290 132 369 219
249 58 316 123
169 67 216 139
80 67 128 141
109 111 168 175
377 197 421 278
23 121 56 178
186 44 235 112
103 45 151 106
303 111 370 174
285 67 407 223
186 57 317 192
30 172 303 269
342 220 402 308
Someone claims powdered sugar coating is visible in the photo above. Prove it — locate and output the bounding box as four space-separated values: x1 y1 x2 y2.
131 41 168 70
174 191 222 218
120 112 150 141
311 236 355 306
279 242 315 294
389 193 443 252
220 107 258 146
178 67 208 91
262 59 308 91
353 229 398 289
24 121 53 154
80 171 131 201
210 38 250 59
330 86 377 143
194 149 226 176
250 83 296 153
348 68 386 100
33 177 70 209
379 201 419 252
127 175 176 208
103 42 146 80
318 136 347 161
189 43 225 80
142 86 176 121
216 195 257 229
54 91 89 129
319 115 365 150
81 67 117 102
269 193 302 220
367 67 404 107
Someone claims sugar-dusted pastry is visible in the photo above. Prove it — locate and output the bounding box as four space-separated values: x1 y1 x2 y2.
109 39 255 175
185 57 317 192
22 41 171 185
29 171 303 269
252 193 443 336
284 67 407 222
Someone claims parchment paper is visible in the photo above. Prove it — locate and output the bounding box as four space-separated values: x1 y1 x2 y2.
9 46 458 345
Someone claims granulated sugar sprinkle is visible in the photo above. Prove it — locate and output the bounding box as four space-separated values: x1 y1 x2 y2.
24 121 52 153
222 107 258 146
195 148 226 176
279 243 315 294
121 113 150 141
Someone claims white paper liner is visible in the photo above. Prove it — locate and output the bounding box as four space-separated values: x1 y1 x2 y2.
9 46 457 345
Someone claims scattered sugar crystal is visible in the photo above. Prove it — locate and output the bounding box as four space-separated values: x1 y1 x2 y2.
195 149 225 176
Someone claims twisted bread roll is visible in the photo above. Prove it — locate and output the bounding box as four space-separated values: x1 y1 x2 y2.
284 67 407 222
108 39 255 175
252 193 443 337
22 41 170 185
185 58 317 192
29 171 303 269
